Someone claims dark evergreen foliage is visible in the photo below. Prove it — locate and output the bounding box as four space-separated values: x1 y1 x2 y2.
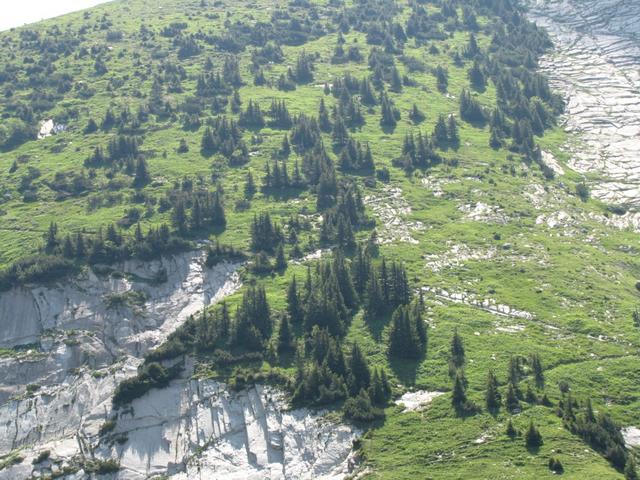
387 302 426 359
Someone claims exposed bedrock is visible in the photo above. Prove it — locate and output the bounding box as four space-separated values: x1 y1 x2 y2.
101 380 359 480
0 365 359 480
0 251 241 403
528 0 640 209
0 251 239 350
0 252 359 479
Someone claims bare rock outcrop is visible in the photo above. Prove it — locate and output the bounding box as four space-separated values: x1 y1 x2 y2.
0 252 359 479
528 0 640 209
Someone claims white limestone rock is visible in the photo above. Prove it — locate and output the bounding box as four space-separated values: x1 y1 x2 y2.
528 0 640 209
395 391 445 412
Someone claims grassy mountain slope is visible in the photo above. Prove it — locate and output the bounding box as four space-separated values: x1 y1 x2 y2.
0 0 638 478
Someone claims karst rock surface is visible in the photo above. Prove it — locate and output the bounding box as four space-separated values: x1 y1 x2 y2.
528 0 640 211
0 252 358 479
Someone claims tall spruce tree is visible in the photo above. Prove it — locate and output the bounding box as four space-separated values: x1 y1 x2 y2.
277 315 293 352
348 343 371 395
451 371 467 410
287 276 304 324
486 370 501 412
450 329 465 368
525 420 543 448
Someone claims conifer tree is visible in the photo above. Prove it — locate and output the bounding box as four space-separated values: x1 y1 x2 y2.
380 93 398 128
201 126 216 153
486 370 501 412
380 368 391 399
343 388 382 421
351 246 371 296
388 304 424 359
75 233 86 258
239 100 265 128
133 157 149 188
390 67 403 92
360 78 377 106
220 301 230 339
317 167 338 210
505 382 520 413
281 135 291 157
210 190 226 227
548 458 564 474
411 301 427 348
178 138 189 153
235 285 272 342
525 420 543 448
277 315 293 352
530 353 544 387
451 371 467 410
364 264 383 321
525 383 538 404
332 251 357 309
275 243 287 271
369 368 386 405
190 198 203 231
433 114 449 146
450 329 465 369
84 118 98 134
447 115 459 144
626 456 638 480
348 343 371 395
409 103 425 124
44 222 59 253
585 397 596 423
332 114 349 146
172 200 187 235
435 65 448 92
231 90 242 113
244 171 256 199
318 98 332 132
460 89 486 123
293 52 315 83
62 235 74 258
468 60 486 90
466 33 479 58
507 356 521 387
254 68 266 86
489 128 502 149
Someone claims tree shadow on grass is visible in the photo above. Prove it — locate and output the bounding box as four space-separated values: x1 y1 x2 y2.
465 117 487 130
526 444 542 455
182 224 228 245
453 401 482 419
436 138 461 152
274 349 295 370
487 405 501 419
364 311 390 343
261 186 306 202
471 84 487 95
389 355 420 387
380 123 397 135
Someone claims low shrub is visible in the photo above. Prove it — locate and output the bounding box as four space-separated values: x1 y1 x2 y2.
113 362 181 407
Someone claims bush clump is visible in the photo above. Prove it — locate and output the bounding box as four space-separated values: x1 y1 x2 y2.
0 255 77 292
83 458 120 474
343 390 385 422
113 362 181 407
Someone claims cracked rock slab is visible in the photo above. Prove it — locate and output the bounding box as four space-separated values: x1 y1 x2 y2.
528 0 640 209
